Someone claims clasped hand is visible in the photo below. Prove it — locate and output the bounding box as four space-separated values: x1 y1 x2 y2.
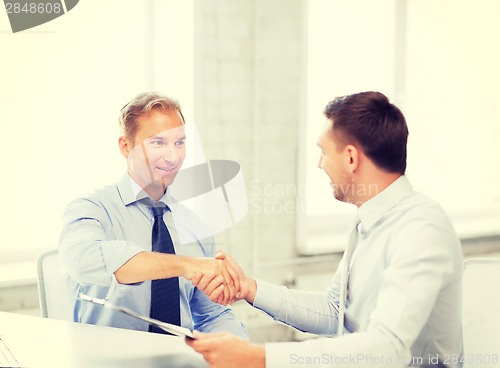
190 252 248 305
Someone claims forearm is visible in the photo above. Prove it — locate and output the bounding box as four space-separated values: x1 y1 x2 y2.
253 280 337 335
114 252 205 284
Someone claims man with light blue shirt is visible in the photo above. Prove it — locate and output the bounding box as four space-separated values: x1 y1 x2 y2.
59 92 247 338
188 91 463 367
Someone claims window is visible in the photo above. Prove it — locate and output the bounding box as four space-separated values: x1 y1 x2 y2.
298 0 500 255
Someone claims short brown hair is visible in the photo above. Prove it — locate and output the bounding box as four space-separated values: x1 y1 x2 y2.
119 92 185 142
324 91 408 174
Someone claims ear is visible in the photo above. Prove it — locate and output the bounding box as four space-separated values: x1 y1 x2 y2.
118 136 132 158
345 144 360 173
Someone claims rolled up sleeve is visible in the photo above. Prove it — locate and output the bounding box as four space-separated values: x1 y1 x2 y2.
59 197 144 287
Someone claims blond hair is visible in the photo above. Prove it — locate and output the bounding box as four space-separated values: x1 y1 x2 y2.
119 92 184 143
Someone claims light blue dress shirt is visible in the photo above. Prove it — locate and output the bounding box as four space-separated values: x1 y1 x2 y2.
254 176 463 367
59 174 247 338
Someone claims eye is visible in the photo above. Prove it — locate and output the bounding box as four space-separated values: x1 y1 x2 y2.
150 140 166 147
175 139 186 147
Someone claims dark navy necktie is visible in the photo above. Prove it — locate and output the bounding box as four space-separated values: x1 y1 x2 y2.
149 204 181 333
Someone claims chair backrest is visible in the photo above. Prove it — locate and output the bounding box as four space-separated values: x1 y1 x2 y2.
462 257 500 366
36 249 73 321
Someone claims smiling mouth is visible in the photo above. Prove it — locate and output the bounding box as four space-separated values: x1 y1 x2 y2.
156 166 177 172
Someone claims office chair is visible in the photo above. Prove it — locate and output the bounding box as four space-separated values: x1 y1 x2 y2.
36 248 73 321
462 257 500 367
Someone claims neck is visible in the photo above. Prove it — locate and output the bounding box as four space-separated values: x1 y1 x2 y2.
131 176 167 202
350 169 401 207
145 184 167 202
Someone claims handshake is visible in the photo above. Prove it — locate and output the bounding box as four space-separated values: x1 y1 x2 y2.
185 252 256 306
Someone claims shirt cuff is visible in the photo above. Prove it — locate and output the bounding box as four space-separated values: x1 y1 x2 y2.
252 279 286 317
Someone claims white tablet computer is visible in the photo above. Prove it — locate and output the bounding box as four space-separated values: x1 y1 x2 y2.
78 293 195 339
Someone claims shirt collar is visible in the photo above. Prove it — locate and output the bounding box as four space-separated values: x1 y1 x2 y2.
357 175 413 233
117 173 175 207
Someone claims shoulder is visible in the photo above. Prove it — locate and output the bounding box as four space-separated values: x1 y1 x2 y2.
393 190 452 227
387 190 461 256
63 183 122 219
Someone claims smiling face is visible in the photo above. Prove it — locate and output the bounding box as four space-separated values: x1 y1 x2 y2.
317 121 355 203
119 109 186 200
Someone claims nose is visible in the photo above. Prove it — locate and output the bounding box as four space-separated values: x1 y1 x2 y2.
318 155 324 169
162 144 179 163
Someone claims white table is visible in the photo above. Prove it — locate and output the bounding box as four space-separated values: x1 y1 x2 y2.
0 311 208 368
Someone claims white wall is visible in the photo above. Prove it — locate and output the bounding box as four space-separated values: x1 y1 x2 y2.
0 0 194 258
